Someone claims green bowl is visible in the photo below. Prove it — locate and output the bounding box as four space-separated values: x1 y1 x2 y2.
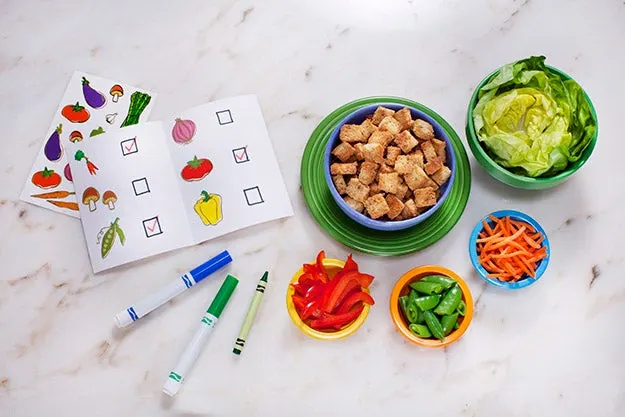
465 65 598 190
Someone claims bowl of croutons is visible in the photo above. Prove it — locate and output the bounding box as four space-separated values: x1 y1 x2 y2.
325 104 456 231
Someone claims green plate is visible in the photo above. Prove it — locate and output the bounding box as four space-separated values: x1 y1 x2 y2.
301 96 472 256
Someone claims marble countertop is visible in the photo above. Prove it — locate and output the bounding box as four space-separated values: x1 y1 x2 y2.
1 0 624 416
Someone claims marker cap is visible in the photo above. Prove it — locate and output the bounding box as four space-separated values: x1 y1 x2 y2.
208 275 238 318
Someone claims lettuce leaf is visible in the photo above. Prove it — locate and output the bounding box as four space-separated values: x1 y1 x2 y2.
473 56 596 177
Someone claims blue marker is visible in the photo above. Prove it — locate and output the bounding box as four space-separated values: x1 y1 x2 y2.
114 250 232 328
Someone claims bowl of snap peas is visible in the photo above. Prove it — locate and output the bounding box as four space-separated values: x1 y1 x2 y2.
389 265 474 347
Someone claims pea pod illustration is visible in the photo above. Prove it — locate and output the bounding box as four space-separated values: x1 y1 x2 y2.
97 217 126 259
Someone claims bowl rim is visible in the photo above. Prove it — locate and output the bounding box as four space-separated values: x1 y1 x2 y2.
389 265 474 348
465 64 599 185
323 102 457 231
286 258 371 340
468 209 551 289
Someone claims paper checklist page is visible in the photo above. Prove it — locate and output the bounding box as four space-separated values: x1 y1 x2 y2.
20 71 156 218
164 95 294 244
69 122 192 273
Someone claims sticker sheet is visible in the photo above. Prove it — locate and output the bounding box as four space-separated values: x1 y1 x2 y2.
70 95 293 273
20 71 156 217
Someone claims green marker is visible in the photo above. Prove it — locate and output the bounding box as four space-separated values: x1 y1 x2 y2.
163 274 238 397
233 271 268 355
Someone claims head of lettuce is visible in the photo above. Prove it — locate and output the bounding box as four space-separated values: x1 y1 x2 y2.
473 56 597 178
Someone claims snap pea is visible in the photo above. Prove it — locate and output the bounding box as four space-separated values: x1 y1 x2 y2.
409 323 432 338
100 219 119 259
423 311 445 340
406 303 419 324
421 275 456 290
416 304 425 324
457 300 466 316
434 285 462 315
414 295 441 311
410 281 445 295
454 322 459 330
441 313 459 336
408 289 418 306
399 296 410 321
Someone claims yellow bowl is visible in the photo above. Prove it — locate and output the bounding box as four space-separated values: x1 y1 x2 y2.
286 258 371 340
389 265 473 348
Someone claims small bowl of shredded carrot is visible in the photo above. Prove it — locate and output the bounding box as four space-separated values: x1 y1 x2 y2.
469 210 550 289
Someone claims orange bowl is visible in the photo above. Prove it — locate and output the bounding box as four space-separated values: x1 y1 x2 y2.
286 258 371 341
389 265 473 347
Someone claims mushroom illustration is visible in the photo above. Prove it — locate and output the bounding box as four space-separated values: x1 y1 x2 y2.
105 112 118 124
110 85 124 103
82 187 100 212
69 130 83 143
103 190 117 210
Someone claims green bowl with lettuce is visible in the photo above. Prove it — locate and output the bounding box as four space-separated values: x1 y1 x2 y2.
466 56 598 189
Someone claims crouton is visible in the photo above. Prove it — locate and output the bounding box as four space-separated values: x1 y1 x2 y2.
353 143 365 161
345 178 370 202
364 193 390 219
369 182 380 195
421 140 438 162
371 106 395 125
393 107 413 131
394 155 414 175
379 163 394 174
386 194 405 220
408 150 424 169
330 162 357 175
358 161 379 185
360 119 377 138
378 172 402 194
378 116 402 135
413 187 437 208
339 124 367 143
401 199 418 219
412 119 435 141
394 183 409 200
431 165 452 186
368 130 394 147
331 142 356 162
431 138 447 163
394 130 419 153
424 158 444 175
385 146 401 165
332 175 347 195
362 143 384 164
344 196 364 213
403 166 431 190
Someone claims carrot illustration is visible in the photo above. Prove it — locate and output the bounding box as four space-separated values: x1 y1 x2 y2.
46 200 79 211
31 191 75 199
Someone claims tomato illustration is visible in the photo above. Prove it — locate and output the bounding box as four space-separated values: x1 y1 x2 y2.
31 167 62 189
180 156 213 182
61 102 90 123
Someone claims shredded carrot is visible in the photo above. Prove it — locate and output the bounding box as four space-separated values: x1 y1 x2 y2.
476 215 547 283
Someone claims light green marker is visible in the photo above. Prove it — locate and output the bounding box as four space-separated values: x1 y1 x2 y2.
233 271 268 355
163 274 238 397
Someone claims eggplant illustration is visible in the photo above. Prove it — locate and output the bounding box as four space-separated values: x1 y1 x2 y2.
44 124 63 161
82 77 106 109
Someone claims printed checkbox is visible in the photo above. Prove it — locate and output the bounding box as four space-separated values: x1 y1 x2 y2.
132 178 150 196
142 216 163 238
216 109 234 125
243 186 264 206
120 137 138 156
232 146 250 164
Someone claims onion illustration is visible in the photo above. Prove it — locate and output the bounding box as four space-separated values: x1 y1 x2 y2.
172 118 196 145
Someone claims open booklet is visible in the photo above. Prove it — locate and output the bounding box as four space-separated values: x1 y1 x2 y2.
67 95 293 273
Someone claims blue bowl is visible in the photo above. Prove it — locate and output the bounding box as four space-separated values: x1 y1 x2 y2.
468 210 551 290
324 103 456 231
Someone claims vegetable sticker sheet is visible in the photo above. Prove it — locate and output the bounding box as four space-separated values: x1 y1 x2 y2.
70 95 293 273
20 71 156 217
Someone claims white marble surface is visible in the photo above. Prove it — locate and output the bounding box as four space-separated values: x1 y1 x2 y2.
1 0 624 416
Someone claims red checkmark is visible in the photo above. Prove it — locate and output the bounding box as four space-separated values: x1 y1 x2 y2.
124 140 136 152
146 218 158 232
235 147 248 161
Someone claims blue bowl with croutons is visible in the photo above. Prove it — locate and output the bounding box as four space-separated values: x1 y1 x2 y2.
324 103 456 231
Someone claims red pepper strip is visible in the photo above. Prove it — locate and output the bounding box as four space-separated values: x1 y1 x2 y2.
309 304 364 330
315 250 329 283
292 294 307 313
291 283 308 297
336 291 375 314
304 282 326 301
322 271 374 313
343 254 359 272
300 301 322 321
328 279 360 313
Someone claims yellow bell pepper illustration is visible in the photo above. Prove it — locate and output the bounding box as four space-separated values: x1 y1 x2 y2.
194 191 223 226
